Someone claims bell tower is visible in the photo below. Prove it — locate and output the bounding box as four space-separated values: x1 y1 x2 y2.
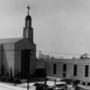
23 6 33 43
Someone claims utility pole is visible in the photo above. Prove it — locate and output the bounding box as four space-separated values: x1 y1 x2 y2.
27 50 30 90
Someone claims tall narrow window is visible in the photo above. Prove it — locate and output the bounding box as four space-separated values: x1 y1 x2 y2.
21 49 30 78
63 64 67 72
74 64 77 76
85 65 89 77
53 64 56 74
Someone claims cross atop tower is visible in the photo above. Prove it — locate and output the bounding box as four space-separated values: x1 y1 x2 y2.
27 6 30 15
23 6 33 42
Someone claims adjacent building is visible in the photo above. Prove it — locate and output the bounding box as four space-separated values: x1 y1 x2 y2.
36 58 90 86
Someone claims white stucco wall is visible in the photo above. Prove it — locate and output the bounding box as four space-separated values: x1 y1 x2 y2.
3 43 15 75
44 59 90 85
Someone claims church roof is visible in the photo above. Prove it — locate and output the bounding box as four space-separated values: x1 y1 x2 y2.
0 38 22 44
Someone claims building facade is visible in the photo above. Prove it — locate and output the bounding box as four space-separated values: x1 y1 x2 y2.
36 58 90 86
0 7 36 78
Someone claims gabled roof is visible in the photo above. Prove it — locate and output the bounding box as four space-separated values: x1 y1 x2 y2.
0 38 22 44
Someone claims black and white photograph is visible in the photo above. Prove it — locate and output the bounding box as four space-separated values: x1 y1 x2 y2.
0 0 90 90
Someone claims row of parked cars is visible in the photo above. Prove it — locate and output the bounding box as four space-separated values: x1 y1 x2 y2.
18 77 80 90
34 77 68 90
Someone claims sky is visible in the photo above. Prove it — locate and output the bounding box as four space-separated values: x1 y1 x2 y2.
0 0 90 58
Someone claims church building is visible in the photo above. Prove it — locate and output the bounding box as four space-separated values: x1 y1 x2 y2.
1 5 90 87
0 6 36 78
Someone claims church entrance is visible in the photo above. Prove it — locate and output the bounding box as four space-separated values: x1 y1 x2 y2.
21 49 30 78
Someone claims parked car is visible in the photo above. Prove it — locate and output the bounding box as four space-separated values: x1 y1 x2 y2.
54 84 67 90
